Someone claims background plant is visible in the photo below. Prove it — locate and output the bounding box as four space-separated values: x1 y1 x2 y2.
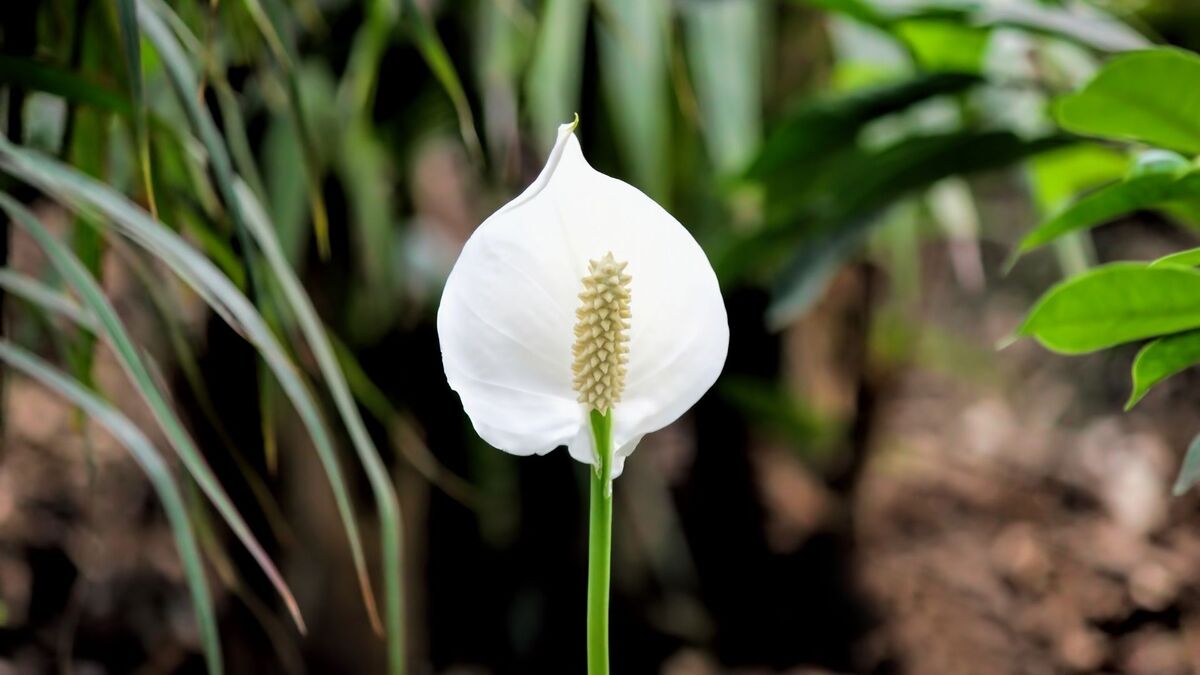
2 0 1199 673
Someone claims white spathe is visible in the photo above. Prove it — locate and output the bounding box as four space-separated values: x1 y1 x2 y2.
437 120 729 478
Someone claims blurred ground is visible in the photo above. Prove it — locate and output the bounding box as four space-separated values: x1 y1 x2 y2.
853 218 1200 675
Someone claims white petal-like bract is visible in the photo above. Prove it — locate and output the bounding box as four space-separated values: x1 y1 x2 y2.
437 121 729 477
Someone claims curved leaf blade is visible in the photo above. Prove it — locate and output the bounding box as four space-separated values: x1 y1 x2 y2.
114 0 158 218
0 340 222 675
1056 48 1200 154
1128 330 1200 409
1152 247 1200 268
0 137 382 640
233 181 405 674
1019 263 1200 354
0 194 305 632
0 268 98 332
1017 171 1200 253
1174 432 1200 496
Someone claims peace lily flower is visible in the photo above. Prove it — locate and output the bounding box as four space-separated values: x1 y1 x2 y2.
437 117 729 480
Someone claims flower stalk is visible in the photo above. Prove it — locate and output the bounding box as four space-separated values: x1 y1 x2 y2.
587 408 613 675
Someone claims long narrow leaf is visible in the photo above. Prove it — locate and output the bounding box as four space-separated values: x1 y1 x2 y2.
233 180 405 674
137 4 389 630
0 268 98 332
241 0 332 257
0 55 131 116
137 4 267 306
0 137 383 638
405 0 482 162
114 0 158 218
0 340 222 675
0 193 306 632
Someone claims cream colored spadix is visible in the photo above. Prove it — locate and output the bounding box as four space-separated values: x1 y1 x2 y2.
573 253 632 413
437 119 728 478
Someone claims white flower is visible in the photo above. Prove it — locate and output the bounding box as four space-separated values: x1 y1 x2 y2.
437 118 729 478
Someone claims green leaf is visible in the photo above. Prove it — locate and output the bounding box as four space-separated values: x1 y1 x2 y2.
1128 330 1200 409
597 0 672 201
759 131 1064 324
1019 263 1200 354
1152 247 1200 268
0 194 305 632
1016 166 1200 254
894 19 990 73
1026 144 1129 216
232 181 405 675
0 137 384 646
1055 48 1200 154
338 0 398 119
137 2 265 301
1174 432 1200 496
0 55 131 115
524 0 588 153
0 340 222 675
114 0 158 219
237 0 330 258
405 0 482 162
684 0 763 173
747 72 982 181
791 0 1147 52
0 268 99 332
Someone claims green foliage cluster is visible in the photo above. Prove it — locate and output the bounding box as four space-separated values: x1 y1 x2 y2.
1014 47 1200 496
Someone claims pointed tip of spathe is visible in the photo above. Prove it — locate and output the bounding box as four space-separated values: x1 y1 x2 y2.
558 113 580 137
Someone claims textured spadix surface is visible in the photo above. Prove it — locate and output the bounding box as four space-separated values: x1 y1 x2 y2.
437 121 728 477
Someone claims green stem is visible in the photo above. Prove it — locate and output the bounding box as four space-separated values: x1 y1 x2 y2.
587 409 613 675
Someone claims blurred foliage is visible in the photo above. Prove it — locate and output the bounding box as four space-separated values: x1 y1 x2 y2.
6 0 1200 672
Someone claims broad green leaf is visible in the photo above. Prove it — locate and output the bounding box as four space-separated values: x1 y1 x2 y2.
1128 330 1200 409
747 72 981 180
525 0 588 153
684 0 763 173
1056 48 1200 154
0 137 383 645
0 340 222 675
0 194 305 632
762 130 1063 324
1174 432 1200 496
597 0 672 201
894 19 990 73
1026 144 1129 216
1019 263 1200 354
1152 248 1200 268
1016 168 1200 254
